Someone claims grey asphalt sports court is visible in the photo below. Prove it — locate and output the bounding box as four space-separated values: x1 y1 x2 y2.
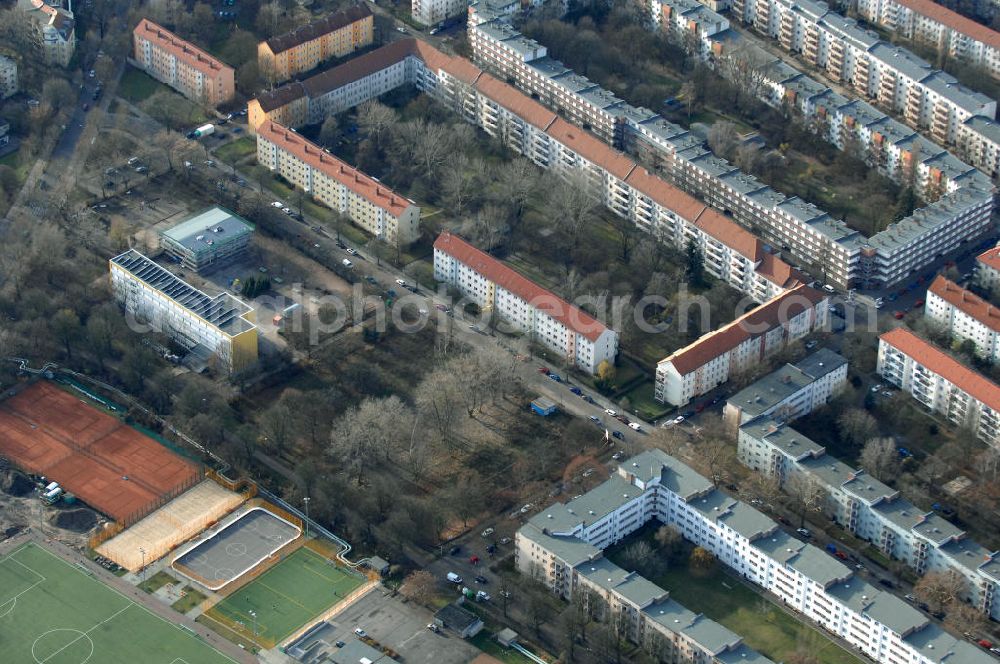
172 508 301 590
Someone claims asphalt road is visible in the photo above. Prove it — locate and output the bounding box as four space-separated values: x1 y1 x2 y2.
51 78 104 160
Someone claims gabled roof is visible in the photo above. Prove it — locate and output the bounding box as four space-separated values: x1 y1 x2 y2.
134 19 232 76
258 120 414 217
474 72 557 130
545 117 636 181
893 0 1000 52
928 275 1000 335
880 327 1000 413
263 4 372 54
660 285 825 375
434 232 612 342
694 208 761 262
624 167 707 221
976 245 1000 273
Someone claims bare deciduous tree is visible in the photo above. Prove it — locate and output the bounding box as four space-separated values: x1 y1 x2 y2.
914 570 969 614
860 436 901 483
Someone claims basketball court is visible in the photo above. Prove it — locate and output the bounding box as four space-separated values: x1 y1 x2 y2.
0 541 237 664
172 508 301 590
97 481 245 571
0 382 200 523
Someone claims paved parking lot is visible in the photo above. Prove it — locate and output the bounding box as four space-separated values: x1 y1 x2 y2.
305 590 480 664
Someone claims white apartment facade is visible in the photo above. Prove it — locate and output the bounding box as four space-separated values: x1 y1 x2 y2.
433 232 618 374
468 15 996 291
925 275 1000 362
109 250 258 373
729 0 996 145
0 56 17 99
256 120 420 245
723 348 847 428
517 449 995 664
248 39 803 303
412 0 463 27
655 285 828 406
856 0 1000 78
975 244 1000 291
877 327 1000 447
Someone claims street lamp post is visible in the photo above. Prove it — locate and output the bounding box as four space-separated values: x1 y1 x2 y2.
303 496 310 539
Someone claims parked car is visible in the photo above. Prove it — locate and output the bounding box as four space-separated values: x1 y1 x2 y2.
446 572 462 584
481 527 494 538
354 628 367 637
628 422 642 431
796 528 812 538
548 373 561 382
449 546 461 555
537 366 549 374
569 386 583 395
474 575 488 584
588 415 601 425
612 430 624 440
605 408 617 416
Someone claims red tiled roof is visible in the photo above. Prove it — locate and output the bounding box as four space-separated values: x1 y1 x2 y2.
893 0 1000 52
976 246 1000 273
258 120 414 217
928 275 1000 334
694 208 761 262
474 72 557 131
264 4 372 54
756 252 805 288
880 327 1000 412
545 118 636 181
411 40 483 84
662 285 825 375
134 19 232 75
624 167 707 221
434 232 611 342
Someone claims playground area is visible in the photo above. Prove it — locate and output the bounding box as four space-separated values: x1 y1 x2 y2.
97 480 245 571
203 546 367 648
0 541 237 664
172 508 301 590
0 382 201 523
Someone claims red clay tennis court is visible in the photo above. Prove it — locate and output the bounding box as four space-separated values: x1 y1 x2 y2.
0 382 201 523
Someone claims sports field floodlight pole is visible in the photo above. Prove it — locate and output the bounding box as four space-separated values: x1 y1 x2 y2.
139 547 146 583
249 609 257 638
303 496 310 538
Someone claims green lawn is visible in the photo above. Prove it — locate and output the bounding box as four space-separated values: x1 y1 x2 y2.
138 570 178 594
118 67 163 104
204 547 364 648
215 136 257 164
171 586 207 614
641 565 862 664
0 542 236 664
619 380 671 421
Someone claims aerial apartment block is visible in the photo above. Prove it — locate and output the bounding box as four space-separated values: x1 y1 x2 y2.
132 19 235 107
925 275 1000 362
737 405 1000 620
467 14 996 292
258 4 373 84
256 120 420 245
412 0 465 27
723 348 847 428
877 327 1000 447
976 244 1000 292
109 250 258 373
433 232 618 374
729 0 995 144
517 449 994 664
159 206 255 273
0 55 18 99
247 38 803 303
17 0 74 67
856 0 1000 79
654 285 829 406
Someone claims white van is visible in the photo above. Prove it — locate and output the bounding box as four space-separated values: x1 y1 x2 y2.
446 572 462 584
342 259 353 268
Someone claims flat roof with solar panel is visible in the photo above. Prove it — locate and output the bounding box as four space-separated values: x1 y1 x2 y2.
111 249 256 336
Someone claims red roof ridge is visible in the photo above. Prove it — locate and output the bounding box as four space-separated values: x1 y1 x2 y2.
892 0 1000 52
259 120 413 217
433 232 610 342
880 327 1000 412
929 275 1000 334
662 285 824 375
135 19 232 74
